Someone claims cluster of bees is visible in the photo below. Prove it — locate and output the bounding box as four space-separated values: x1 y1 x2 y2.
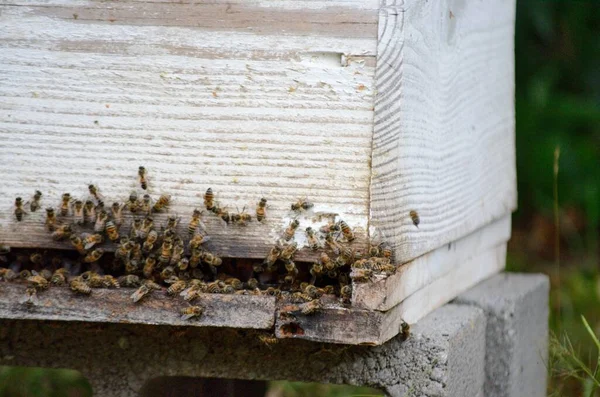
4 166 397 322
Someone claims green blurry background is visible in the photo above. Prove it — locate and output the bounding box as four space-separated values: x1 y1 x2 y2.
1 1 599 395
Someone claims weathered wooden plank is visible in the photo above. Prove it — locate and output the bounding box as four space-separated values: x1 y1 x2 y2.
275 243 506 345
370 0 517 263
0 0 377 258
353 215 511 311
0 283 276 329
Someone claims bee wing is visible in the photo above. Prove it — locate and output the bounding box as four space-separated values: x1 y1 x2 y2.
20 291 39 306
130 286 148 302
84 241 96 250
181 313 197 320
164 276 179 284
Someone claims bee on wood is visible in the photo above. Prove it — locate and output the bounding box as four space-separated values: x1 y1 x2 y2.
350 268 373 283
157 241 172 266
304 284 321 300
131 284 150 303
256 198 267 222
340 284 352 304
181 306 203 320
263 246 280 271
27 274 49 290
319 221 340 235
21 287 38 307
202 251 222 267
129 218 142 240
105 220 119 242
70 278 92 295
59 193 71 216
82 233 103 250
45 208 58 230
0 268 18 282
283 219 299 241
325 233 341 255
206 280 224 294
160 266 175 281
102 275 120 288
280 242 297 262
93 210 108 233
189 248 203 268
153 194 171 212
305 227 319 250
338 220 354 242
72 200 84 225
291 198 313 212
138 166 148 190
30 252 43 266
111 202 125 226
167 279 187 296
83 272 109 288
30 190 42 212
213 205 231 224
264 287 281 297
118 274 141 288
88 184 104 208
19 270 32 280
409 210 420 227
246 278 259 290
51 224 72 241
127 191 139 213
300 299 322 316
51 268 69 286
284 260 298 283
138 216 154 240
170 244 184 267
83 200 95 224
83 248 104 263
233 206 251 226
177 257 189 272
222 284 235 294
204 188 215 211
224 277 243 290
14 197 26 221
319 252 334 271
187 209 204 236
143 255 157 279
371 262 396 275
139 194 152 215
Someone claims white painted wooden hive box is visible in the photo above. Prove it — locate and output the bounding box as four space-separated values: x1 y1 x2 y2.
0 0 516 345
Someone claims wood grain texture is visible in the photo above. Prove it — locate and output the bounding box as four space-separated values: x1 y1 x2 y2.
370 0 517 263
0 0 378 259
353 214 510 311
0 283 276 329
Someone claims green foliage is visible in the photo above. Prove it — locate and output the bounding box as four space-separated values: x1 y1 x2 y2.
0 367 91 397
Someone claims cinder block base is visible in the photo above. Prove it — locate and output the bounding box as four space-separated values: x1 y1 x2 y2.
0 272 548 397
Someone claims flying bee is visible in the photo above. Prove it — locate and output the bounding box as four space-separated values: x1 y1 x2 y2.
51 224 72 241
72 200 84 225
143 255 157 279
83 248 104 263
202 251 222 267
158 242 173 266
111 202 125 226
233 206 251 226
340 284 352 304
409 210 420 228
138 166 148 190
59 193 71 216
170 245 184 267
27 274 49 290
300 299 322 316
30 190 42 212
325 233 341 255
338 220 354 242
105 220 119 242
204 188 215 211
51 268 69 286
283 219 299 241
187 209 204 236
14 197 26 221
138 216 154 240
70 278 92 295
127 191 139 213
83 200 95 224
263 246 280 270
139 194 152 215
118 274 141 288
153 194 171 212
280 242 297 261
319 252 334 271
88 184 104 208
82 233 103 250
291 198 313 212
30 252 43 266
0 268 18 282
305 227 319 250
256 198 267 222
181 306 203 320
167 279 187 296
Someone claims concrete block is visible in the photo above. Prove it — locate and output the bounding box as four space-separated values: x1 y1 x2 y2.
454 273 549 397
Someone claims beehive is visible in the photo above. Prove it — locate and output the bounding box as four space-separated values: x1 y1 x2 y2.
0 0 516 344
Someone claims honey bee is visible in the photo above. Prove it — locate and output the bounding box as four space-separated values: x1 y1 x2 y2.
30 190 42 212
82 271 107 288
153 194 171 212
30 252 43 266
51 268 69 285
59 193 71 216
225 277 243 290
400 321 410 340
131 284 150 303
409 210 420 227
283 219 299 241
181 281 206 301
138 216 154 240
127 191 139 213
71 200 84 225
129 218 142 240
222 285 236 294
187 209 204 236
350 268 373 283
111 202 125 226
167 279 187 296
117 274 141 288
83 200 95 224
189 248 203 268
246 278 259 290
206 281 224 294
51 224 72 241
256 198 267 222
319 221 340 235
70 278 92 295
88 184 104 208
83 248 104 263
340 284 352 304
325 233 341 255
19 269 32 280
113 241 133 263
204 188 215 211
159 266 174 282
291 198 313 212
93 210 108 233
27 274 49 290
257 334 279 348
143 255 157 279
381 243 392 260
43 207 57 231
319 252 334 271
82 233 103 250
14 197 26 221
20 287 38 307
138 166 148 190
371 262 396 275
0 268 18 281
102 275 120 288
202 251 222 267
101 221 118 242
352 258 370 269
181 306 203 320
139 194 152 215
213 205 231 224
280 242 297 262
309 262 323 283
233 206 251 226
300 299 322 315
156 242 171 266
338 220 354 242
263 246 280 271
177 257 189 272
264 287 281 297
304 284 321 300
305 227 319 250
